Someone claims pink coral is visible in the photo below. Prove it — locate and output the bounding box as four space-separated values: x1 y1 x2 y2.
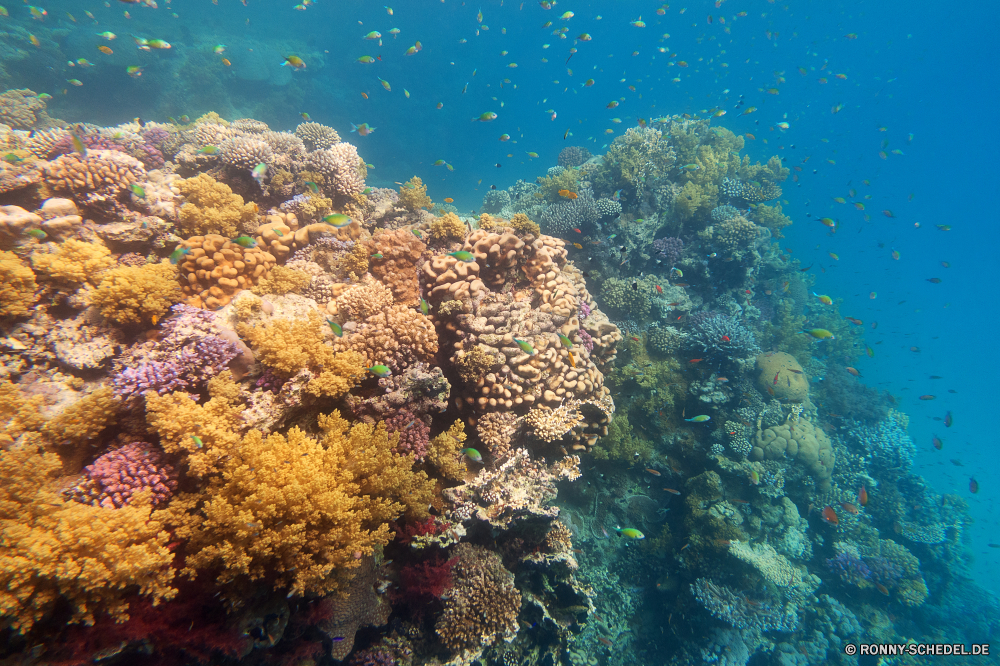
385 410 430 460
67 442 178 509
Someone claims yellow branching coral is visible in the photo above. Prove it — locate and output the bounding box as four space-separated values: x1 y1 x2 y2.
424 420 468 482
145 371 244 478
0 251 37 317
237 311 366 398
754 202 793 237
250 265 310 296
536 167 580 203
30 239 113 287
91 261 182 326
429 212 468 242
0 380 46 448
336 241 370 279
42 386 120 473
398 176 432 212
171 411 432 597
176 173 258 238
509 212 540 236
0 445 176 634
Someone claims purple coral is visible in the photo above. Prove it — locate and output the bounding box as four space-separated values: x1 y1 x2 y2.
385 410 430 460
576 328 594 352
578 300 591 319
255 368 286 393
113 304 241 404
652 236 684 266
825 551 872 587
348 363 450 425
139 126 171 149
865 556 903 588
67 442 178 509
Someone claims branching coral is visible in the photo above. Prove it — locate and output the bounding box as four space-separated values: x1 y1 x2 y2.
238 311 367 398
435 543 520 653
250 265 310 296
398 176 432 212
0 251 38 317
425 420 468 482
0 380 47 449
176 173 258 237
91 261 183 326
31 239 114 287
0 445 176 634
429 212 467 242
171 412 433 597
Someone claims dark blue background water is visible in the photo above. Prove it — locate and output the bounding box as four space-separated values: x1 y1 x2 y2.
10 0 999 595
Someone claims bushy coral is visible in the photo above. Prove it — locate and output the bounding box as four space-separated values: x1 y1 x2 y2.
172 412 434 597
238 310 367 397
0 250 38 316
30 239 114 287
398 176 432 212
176 173 258 237
0 445 176 634
91 261 182 326
429 212 467 242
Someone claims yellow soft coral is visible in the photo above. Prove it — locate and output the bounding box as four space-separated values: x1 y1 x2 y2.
0 251 37 317
429 212 467 242
145 372 244 478
91 261 182 326
250 265 310 296
30 239 113 286
169 411 433 597
42 386 121 473
424 420 468 482
398 176 432 212
0 445 176 634
176 173 258 238
754 202 793 237
237 311 367 397
0 380 46 448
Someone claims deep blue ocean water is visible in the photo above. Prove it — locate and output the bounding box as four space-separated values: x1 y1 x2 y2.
5 0 999 651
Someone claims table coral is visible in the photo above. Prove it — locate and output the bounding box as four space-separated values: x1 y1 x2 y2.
177 234 277 309
91 261 182 326
435 543 520 653
0 250 38 316
176 173 258 238
174 412 433 597
0 445 176 634
30 238 114 287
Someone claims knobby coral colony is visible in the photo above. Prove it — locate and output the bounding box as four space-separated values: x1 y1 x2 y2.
0 96 990 666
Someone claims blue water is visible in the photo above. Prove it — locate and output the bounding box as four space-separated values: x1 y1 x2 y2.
5 0 1000 658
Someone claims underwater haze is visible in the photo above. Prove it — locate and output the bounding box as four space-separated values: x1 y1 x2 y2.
0 0 998 664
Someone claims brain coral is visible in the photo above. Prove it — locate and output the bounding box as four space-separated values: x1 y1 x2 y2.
752 417 834 492
755 352 808 402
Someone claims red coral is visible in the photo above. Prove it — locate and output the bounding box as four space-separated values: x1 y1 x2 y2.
397 553 457 605
397 516 443 545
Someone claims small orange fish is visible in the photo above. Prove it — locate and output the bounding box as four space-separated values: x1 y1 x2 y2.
664 488 681 495
689 358 703 363
630 336 640 342
821 506 839 525
645 468 661 476
558 189 578 199
222 58 231 66
875 583 889 596
840 502 859 515
674 283 690 287
443 197 454 203
598 637 612 647
567 351 576 368
98 46 113 55
845 367 860 377
845 317 862 325
573 242 582 249
745 132 755 140
858 486 868 506
655 285 662 294
361 92 369 99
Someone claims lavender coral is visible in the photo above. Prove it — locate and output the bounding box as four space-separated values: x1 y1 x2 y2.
652 235 684 266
